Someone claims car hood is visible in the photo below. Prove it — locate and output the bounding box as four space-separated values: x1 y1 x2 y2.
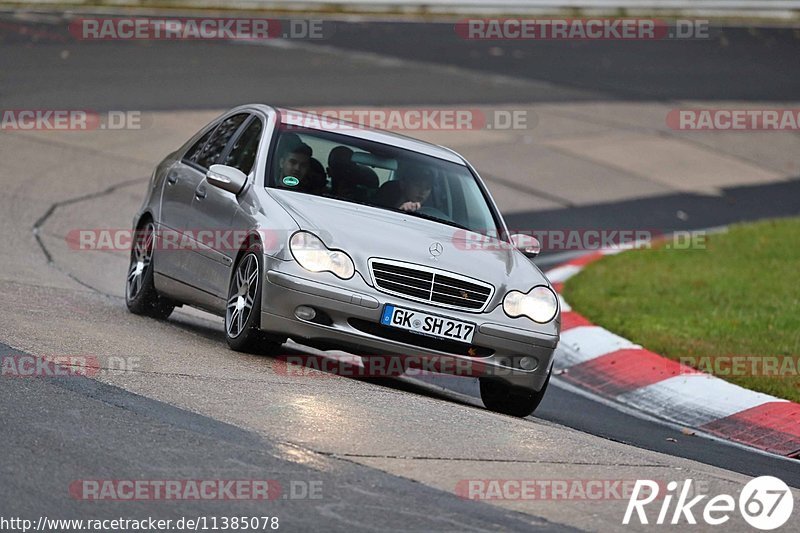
268 189 550 295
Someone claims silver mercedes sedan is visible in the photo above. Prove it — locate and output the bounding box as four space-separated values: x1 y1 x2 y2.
126 104 560 416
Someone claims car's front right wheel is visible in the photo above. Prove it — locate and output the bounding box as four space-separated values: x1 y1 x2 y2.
479 369 551 417
225 247 284 354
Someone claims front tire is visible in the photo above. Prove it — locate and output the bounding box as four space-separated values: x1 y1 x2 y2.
480 369 551 417
125 220 174 319
225 248 283 354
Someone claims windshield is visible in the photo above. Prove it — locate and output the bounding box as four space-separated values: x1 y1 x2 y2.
267 125 499 233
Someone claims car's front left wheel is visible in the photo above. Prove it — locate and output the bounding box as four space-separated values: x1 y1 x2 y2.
225 247 284 354
125 220 174 319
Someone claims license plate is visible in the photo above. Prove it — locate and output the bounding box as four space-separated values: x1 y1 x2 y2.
380 304 475 344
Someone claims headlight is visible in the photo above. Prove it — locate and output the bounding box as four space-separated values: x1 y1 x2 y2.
503 286 558 323
289 231 355 280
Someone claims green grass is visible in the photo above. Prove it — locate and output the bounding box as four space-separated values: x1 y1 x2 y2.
563 217 800 403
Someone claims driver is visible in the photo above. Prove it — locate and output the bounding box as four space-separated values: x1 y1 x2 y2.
374 164 434 212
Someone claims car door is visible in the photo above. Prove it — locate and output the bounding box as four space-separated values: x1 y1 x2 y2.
156 125 215 282
158 112 248 286
185 114 264 298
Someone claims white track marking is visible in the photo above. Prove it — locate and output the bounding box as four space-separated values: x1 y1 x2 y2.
556 325 639 368
545 264 582 284
617 374 786 427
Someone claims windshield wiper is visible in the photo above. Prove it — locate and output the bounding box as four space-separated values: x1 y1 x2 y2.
317 192 478 232
390 208 472 231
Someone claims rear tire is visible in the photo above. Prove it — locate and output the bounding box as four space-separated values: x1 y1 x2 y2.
125 220 174 320
225 247 284 354
480 368 551 417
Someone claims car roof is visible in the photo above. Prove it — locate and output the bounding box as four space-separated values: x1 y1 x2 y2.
242 104 468 165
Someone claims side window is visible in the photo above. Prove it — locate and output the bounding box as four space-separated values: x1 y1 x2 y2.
195 113 248 169
184 127 215 164
223 117 263 175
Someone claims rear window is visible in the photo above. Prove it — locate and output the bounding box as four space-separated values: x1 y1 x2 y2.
190 113 248 169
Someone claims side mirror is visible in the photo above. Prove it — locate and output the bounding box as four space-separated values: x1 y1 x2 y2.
509 233 541 258
206 164 247 195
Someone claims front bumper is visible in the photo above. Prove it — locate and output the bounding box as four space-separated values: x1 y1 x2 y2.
260 257 558 391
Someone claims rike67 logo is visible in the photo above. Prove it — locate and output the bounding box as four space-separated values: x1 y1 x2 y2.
624 476 794 530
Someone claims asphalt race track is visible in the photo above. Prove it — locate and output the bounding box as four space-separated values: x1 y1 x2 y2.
1 9 799 532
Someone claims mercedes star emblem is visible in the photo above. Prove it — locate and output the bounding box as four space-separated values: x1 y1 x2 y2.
429 242 443 259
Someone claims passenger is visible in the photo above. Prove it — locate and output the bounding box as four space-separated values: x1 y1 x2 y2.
327 146 356 197
306 157 328 195
327 146 381 201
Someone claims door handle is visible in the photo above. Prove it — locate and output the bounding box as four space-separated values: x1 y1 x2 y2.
166 172 178 185
195 184 207 199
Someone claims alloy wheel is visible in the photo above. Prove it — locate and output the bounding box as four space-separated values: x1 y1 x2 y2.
226 253 259 338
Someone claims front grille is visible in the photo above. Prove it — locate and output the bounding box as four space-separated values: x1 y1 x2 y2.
370 259 493 311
